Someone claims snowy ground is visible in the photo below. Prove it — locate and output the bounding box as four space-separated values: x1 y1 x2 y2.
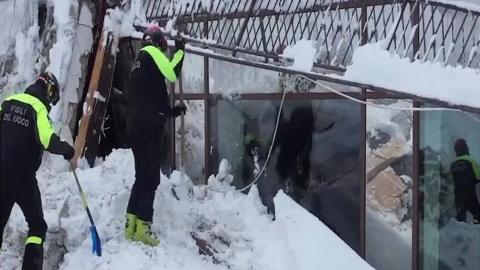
0 149 373 270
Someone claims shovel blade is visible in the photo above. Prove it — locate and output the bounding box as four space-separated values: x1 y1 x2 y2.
90 225 102 257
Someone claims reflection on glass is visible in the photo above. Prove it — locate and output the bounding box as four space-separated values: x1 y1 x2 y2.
419 109 480 270
451 139 480 223
210 99 362 253
366 100 413 270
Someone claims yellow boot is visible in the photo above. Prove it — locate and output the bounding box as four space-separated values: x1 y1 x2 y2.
125 213 137 241
133 219 160 246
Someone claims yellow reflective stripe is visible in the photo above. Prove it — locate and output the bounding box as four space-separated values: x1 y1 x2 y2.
457 155 480 180
171 50 184 68
5 93 54 149
80 192 88 208
141 46 182 83
25 236 43 245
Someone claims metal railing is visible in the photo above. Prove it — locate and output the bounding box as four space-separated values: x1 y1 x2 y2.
144 0 480 69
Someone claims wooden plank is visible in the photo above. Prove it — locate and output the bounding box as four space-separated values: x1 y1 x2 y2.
84 34 119 166
190 232 220 264
73 31 108 164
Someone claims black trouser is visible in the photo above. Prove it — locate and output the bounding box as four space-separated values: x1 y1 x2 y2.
1 171 47 270
455 189 480 222
127 141 163 222
276 143 311 198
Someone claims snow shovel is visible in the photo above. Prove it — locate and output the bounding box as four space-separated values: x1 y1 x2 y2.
71 169 102 256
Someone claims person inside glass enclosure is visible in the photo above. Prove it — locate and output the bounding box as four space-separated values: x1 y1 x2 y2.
275 104 315 202
125 25 187 246
450 138 480 224
242 116 267 184
275 44 314 198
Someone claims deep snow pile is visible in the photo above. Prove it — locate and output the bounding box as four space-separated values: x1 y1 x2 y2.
0 149 373 270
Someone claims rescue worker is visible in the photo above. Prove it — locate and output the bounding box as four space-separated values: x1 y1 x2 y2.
0 72 75 270
450 138 480 223
125 27 186 246
275 104 314 202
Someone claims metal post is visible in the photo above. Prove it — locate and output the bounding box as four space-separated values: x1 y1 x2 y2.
412 101 420 270
360 88 367 258
179 71 185 180
204 55 210 183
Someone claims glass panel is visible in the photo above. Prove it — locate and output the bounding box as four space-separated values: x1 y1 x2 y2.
178 53 204 94
419 109 480 270
175 100 205 184
209 59 280 94
209 98 362 253
366 100 413 270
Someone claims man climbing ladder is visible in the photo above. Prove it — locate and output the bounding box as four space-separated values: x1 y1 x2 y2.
0 72 75 270
125 26 187 246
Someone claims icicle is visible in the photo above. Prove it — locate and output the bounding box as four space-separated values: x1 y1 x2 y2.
467 46 478 67
422 34 437 62
402 24 419 59
443 43 455 66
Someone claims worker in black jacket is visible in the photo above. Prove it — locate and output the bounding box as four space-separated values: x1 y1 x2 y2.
0 72 75 270
125 28 186 246
450 138 480 224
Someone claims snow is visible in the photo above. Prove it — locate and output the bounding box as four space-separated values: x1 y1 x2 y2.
1 150 373 270
274 193 373 270
52 0 74 25
63 4 94 104
422 218 480 270
0 0 38 94
342 42 480 109
103 0 147 39
48 0 80 124
14 25 40 87
430 0 480 13
282 40 318 73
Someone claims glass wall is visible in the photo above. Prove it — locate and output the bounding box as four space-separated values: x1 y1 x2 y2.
209 59 280 94
419 109 480 270
209 98 362 253
177 53 204 94
175 100 205 184
366 100 413 270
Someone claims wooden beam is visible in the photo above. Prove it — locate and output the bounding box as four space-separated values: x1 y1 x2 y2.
73 31 108 165
84 34 119 166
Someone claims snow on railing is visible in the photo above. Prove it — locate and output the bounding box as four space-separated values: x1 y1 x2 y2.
142 0 480 70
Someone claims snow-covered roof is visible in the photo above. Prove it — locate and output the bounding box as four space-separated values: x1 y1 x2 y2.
341 42 480 109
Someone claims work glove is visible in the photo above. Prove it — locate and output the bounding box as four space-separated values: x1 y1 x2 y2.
175 36 185 51
63 143 75 161
172 102 187 117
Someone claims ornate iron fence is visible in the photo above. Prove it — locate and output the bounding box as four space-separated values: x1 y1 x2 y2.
144 0 480 70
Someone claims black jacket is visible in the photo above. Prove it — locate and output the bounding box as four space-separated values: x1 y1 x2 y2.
451 155 480 203
0 83 72 173
127 45 184 145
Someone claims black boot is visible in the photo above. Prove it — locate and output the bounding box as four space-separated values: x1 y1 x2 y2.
22 243 43 270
